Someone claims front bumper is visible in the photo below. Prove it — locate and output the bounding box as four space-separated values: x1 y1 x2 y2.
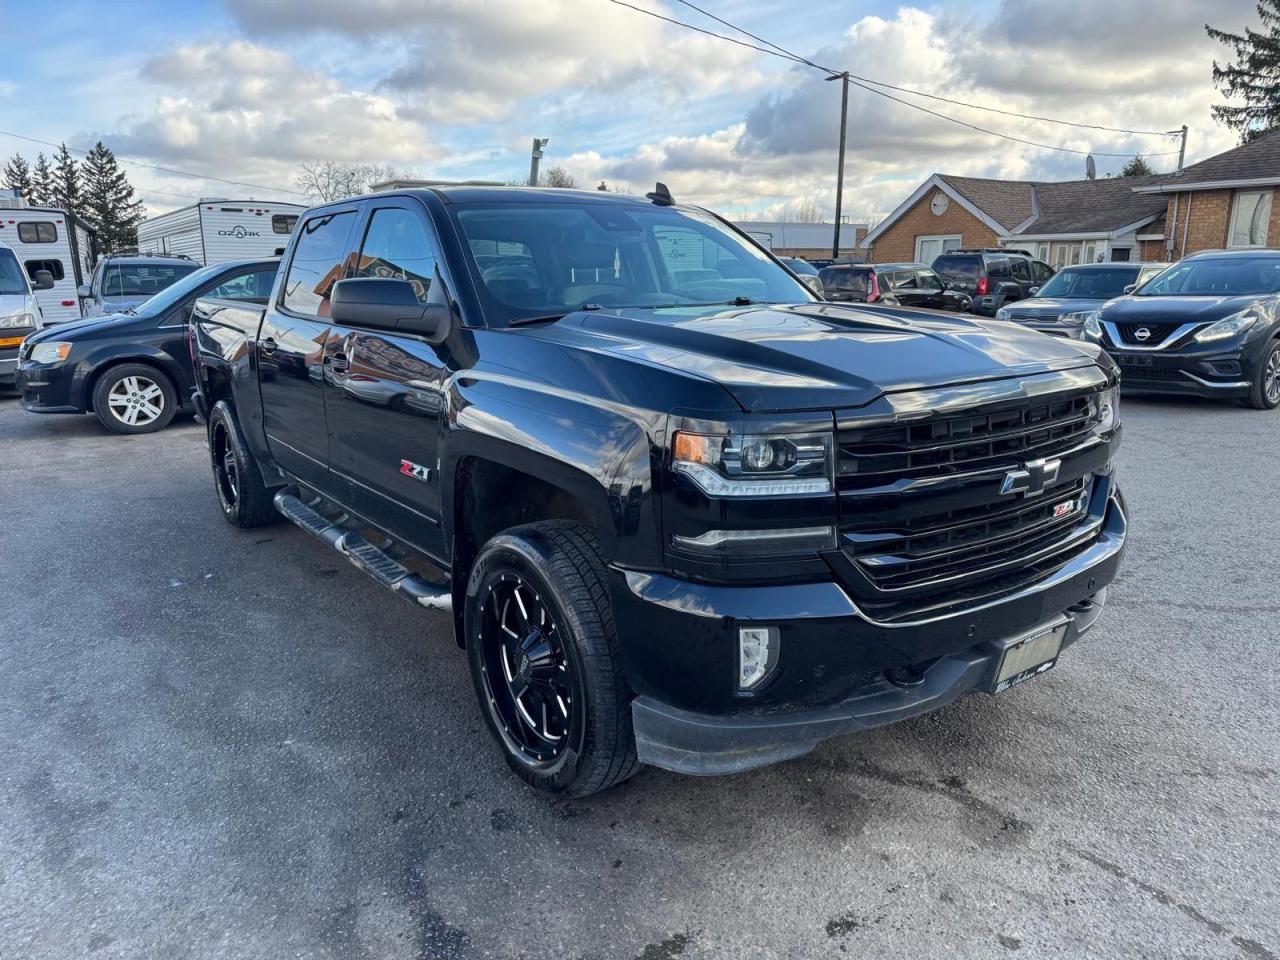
0 353 16 386
15 361 84 413
1107 344 1253 398
618 488 1126 775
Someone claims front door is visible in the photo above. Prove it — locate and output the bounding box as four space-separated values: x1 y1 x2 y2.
258 206 359 492
323 201 449 561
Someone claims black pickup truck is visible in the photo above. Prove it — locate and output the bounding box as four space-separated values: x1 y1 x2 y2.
191 185 1126 797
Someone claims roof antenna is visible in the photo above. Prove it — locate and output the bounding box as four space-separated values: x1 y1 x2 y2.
646 181 674 206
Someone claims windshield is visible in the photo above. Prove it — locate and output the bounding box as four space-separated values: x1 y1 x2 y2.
450 201 813 326
101 261 199 299
124 263 225 315
1138 256 1280 296
1036 266 1139 299
931 255 981 281
818 267 869 293
0 249 28 296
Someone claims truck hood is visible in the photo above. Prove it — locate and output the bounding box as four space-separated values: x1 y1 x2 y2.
538 302 1101 412
1097 293 1263 324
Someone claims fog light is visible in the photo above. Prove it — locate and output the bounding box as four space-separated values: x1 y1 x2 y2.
739 626 779 690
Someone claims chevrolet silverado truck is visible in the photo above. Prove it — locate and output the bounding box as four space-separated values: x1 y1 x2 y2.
190 185 1126 797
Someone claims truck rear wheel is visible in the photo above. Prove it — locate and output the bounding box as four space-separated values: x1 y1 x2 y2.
208 401 279 528
465 521 639 797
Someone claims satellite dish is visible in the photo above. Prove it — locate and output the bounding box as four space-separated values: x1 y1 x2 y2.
1085 155 1097 180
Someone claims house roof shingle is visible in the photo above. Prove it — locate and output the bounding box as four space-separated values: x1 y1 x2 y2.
1168 128 1280 185
937 173 1166 236
936 175 1036 232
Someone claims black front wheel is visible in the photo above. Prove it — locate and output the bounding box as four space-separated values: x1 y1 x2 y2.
208 401 279 528
465 522 639 797
1246 340 1280 410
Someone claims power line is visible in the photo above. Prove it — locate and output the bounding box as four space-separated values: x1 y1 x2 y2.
0 129 309 197
668 0 1176 138
607 0 1181 157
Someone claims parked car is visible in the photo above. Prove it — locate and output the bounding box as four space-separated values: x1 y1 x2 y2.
777 257 824 296
931 249 1055 316
0 241 54 388
1085 248 1280 409
79 253 201 317
995 262 1169 338
819 262 971 311
17 258 277 433
191 185 1125 797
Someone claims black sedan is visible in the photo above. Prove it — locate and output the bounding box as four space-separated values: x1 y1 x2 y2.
16 259 278 433
818 262 972 311
1085 249 1280 409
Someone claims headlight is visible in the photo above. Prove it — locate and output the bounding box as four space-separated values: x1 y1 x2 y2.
672 431 833 496
29 341 72 364
1193 310 1258 343
1083 312 1103 340
995 306 1011 321
1095 385 1119 434
1060 310 1095 327
1 312 35 328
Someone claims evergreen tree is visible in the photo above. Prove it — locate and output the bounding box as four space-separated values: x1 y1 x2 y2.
4 154 33 199
1121 155 1155 177
1207 3 1280 140
52 143 83 217
30 153 55 207
81 141 143 252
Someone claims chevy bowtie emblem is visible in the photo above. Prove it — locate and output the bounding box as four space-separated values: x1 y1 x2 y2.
1001 457 1061 497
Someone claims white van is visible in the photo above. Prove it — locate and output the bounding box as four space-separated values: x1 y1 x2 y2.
0 199 98 325
137 199 305 265
0 240 53 387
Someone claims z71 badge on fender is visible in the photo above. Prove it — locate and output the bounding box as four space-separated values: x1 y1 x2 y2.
400 460 431 482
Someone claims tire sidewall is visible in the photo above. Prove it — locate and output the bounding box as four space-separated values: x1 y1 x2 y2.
93 364 176 434
208 405 241 522
1251 340 1280 410
464 534 592 794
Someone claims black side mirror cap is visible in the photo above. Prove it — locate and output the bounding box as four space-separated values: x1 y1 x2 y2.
329 275 453 343
32 270 55 291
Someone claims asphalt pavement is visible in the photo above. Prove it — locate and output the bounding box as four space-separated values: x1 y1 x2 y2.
0 393 1277 960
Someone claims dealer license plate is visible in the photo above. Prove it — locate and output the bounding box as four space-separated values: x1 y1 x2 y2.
991 618 1068 694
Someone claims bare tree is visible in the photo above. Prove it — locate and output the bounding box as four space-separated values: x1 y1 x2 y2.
295 160 412 201
792 199 823 223
540 166 578 188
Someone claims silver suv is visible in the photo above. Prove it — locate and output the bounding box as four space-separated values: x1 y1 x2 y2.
79 254 200 317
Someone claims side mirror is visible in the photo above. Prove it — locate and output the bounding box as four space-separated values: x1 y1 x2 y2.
1123 284 1136 294
77 284 92 299
1029 286 1040 296
329 276 453 343
32 270 55 291
800 274 824 297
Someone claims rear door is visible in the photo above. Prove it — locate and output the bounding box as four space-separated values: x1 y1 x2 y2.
914 268 947 308
888 269 926 307
322 199 450 560
258 205 359 493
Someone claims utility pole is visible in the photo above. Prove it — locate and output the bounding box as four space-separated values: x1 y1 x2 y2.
528 137 549 187
1176 125 1188 172
827 73 849 260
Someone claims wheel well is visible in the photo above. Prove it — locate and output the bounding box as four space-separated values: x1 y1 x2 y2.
451 457 597 646
85 357 176 413
202 366 234 409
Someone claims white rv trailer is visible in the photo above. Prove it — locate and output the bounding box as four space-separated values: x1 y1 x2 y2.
137 199 306 265
0 193 98 325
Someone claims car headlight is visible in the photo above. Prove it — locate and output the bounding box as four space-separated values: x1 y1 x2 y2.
1095 385 1119 434
1060 310 1095 327
1 312 36 329
995 306 1011 321
1082 312 1103 340
1193 310 1258 344
29 341 73 365
672 431 833 496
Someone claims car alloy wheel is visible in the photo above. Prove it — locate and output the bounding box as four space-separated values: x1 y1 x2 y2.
477 573 574 765
1266 347 1280 405
107 374 164 427
211 420 239 511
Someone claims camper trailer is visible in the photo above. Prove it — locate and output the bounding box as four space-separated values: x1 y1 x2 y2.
137 200 305 265
0 193 98 325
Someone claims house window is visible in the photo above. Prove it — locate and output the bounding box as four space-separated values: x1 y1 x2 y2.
1228 190 1273 247
914 234 960 264
17 222 57 243
1035 242 1050 262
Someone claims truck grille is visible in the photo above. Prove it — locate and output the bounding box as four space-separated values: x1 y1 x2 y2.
835 387 1106 621
1005 309 1059 322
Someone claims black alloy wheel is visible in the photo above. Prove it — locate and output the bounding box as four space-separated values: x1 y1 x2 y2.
211 418 240 513
1247 340 1280 410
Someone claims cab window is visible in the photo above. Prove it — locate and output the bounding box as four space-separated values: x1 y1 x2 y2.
282 211 357 316
355 207 440 304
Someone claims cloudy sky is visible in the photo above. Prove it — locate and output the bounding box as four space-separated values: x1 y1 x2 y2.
0 0 1259 223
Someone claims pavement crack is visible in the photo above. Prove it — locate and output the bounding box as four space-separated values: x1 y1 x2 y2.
1064 844 1275 960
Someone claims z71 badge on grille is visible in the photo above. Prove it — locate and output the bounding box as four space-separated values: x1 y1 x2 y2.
400 460 431 482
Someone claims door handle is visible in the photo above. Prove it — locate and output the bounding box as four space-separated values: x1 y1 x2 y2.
326 352 350 372
259 337 277 355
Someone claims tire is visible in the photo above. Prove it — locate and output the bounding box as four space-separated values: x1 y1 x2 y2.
1245 339 1280 410
92 363 177 434
208 400 279 528
465 521 639 797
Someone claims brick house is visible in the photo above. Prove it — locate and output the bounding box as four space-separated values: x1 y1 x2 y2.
862 130 1280 266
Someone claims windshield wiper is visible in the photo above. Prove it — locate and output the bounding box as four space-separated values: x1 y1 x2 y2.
507 303 603 327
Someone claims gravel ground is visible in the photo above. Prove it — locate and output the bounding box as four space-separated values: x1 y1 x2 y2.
0 393 1276 960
